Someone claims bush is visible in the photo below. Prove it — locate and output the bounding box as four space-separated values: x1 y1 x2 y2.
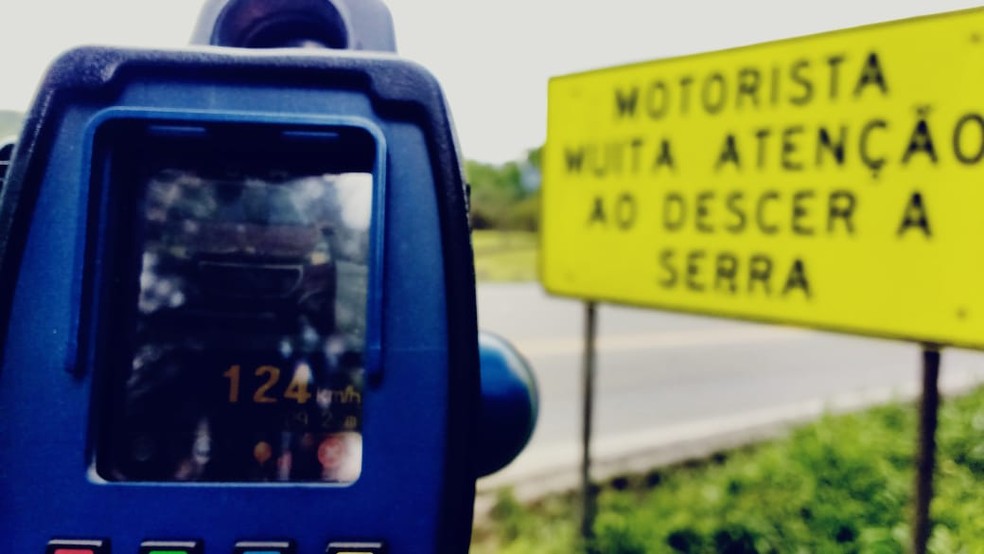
474 386 984 553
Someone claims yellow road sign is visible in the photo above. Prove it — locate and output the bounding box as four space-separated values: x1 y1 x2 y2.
542 8 984 349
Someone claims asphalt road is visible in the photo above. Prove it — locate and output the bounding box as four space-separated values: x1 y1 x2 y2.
474 282 984 495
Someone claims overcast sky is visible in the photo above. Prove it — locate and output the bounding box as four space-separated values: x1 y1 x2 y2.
1 1 981 163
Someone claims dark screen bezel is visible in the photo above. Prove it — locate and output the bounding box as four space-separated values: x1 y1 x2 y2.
88 117 378 483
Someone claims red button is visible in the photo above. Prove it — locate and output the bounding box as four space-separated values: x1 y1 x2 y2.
54 550 95 554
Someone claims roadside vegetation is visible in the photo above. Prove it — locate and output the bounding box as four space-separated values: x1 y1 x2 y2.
472 385 984 553
472 230 537 282
466 149 540 282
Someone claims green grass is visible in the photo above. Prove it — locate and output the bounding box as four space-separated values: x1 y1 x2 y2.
473 385 984 553
472 230 538 282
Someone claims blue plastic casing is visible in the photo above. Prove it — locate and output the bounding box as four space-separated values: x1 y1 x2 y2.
0 46 478 552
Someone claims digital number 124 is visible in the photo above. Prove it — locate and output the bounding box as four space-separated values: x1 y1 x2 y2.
222 364 312 405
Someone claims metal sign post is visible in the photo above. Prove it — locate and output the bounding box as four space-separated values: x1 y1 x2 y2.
580 301 598 545
913 344 941 554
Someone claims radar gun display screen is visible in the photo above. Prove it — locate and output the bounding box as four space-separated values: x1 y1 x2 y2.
96 122 376 484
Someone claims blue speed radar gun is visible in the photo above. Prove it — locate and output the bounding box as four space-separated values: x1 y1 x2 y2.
0 0 537 552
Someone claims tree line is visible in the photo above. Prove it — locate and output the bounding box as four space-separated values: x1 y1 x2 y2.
466 146 541 231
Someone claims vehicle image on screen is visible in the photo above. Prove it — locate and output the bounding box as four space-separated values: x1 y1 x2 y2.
106 161 372 484
142 169 338 336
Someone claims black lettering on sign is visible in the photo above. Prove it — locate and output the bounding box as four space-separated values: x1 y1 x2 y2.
663 193 686 231
902 108 939 165
656 250 813 302
615 193 637 230
615 86 639 119
696 191 715 233
629 137 645 173
897 191 932 238
646 81 671 119
789 59 813 106
737 67 761 109
782 259 811 298
854 52 889 98
756 191 780 234
791 190 815 236
755 128 771 169
953 113 984 165
828 190 857 235
686 250 706 291
782 126 805 171
563 139 647 177
702 73 727 114
566 147 586 174
715 252 739 294
816 126 846 167
588 196 606 226
658 248 677 287
586 193 637 230
724 191 747 233
826 54 846 99
653 139 675 171
716 134 741 170
595 142 616 177
748 254 773 294
860 119 888 173
608 52 888 123
679 75 695 114
770 65 782 105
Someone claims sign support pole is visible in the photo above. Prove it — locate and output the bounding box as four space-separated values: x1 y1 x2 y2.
579 301 598 545
912 343 941 554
